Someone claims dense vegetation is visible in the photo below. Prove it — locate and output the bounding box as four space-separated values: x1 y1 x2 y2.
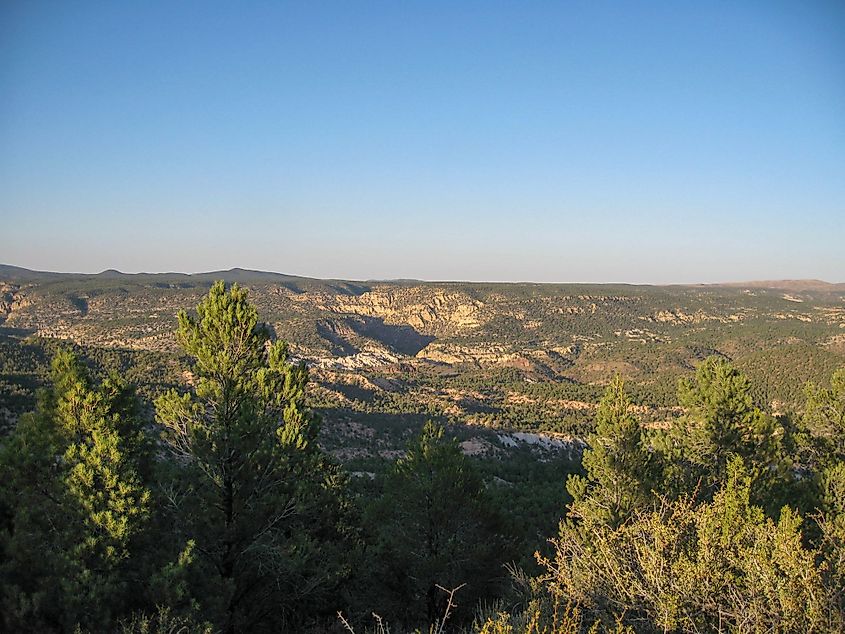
1 280 844 632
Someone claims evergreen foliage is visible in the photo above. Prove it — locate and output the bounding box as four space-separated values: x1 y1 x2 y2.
154 281 353 633
363 421 514 627
657 356 790 510
804 368 845 462
533 458 839 633
566 376 653 527
0 350 152 631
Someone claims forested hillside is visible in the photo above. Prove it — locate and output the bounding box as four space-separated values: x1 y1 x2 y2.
1 272 844 632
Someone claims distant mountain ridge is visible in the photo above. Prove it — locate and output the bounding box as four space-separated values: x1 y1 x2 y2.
712 279 845 292
0 264 369 295
0 264 316 283
2 264 842 290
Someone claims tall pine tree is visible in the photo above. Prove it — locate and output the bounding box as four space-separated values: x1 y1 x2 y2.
365 421 513 628
658 356 789 510
155 281 353 633
566 376 653 528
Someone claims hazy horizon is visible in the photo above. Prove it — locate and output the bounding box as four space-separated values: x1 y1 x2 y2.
2 2 843 284
3 260 843 288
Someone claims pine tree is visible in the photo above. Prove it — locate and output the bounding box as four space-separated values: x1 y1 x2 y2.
154 281 352 633
818 462 845 615
566 376 653 527
660 356 789 509
0 350 151 632
366 421 513 627
804 368 845 463
805 368 845 612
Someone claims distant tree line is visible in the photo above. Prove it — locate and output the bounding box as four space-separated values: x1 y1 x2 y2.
0 281 843 632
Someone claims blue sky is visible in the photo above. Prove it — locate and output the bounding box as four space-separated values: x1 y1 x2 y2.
1 1 843 283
